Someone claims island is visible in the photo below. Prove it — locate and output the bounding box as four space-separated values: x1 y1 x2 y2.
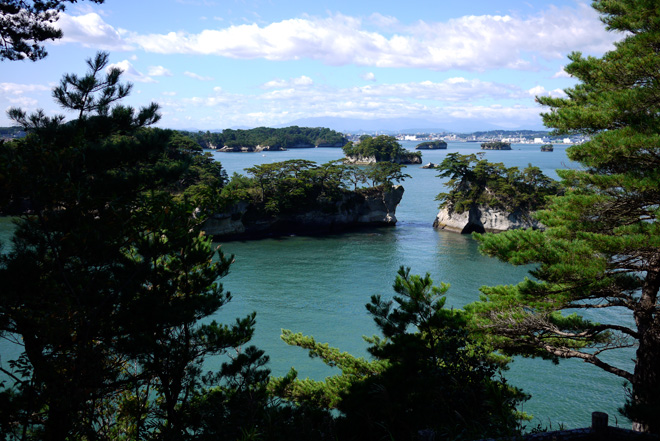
203 159 407 240
415 140 447 150
181 126 348 152
481 141 511 150
432 153 561 234
540 144 554 152
342 135 422 164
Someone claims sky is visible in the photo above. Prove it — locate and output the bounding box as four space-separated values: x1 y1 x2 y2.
1 0 624 132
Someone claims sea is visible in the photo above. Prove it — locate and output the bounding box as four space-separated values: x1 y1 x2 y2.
0 141 634 430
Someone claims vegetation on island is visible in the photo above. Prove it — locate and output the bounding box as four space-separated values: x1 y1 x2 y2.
342 135 421 163
415 140 447 149
435 152 562 215
480 141 511 150
468 0 660 434
540 144 553 152
183 126 348 150
217 158 409 216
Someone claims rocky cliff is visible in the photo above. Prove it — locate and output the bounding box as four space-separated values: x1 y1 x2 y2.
204 185 405 240
433 204 541 234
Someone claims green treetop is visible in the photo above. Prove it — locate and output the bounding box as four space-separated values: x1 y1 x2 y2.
435 152 561 215
342 135 421 162
469 0 660 433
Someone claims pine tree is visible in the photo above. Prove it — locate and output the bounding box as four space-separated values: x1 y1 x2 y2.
470 0 660 433
0 52 258 440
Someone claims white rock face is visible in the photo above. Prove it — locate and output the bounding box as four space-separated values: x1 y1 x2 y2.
433 205 541 234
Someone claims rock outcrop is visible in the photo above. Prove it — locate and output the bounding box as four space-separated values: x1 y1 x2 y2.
218 145 286 152
415 141 447 150
433 204 541 234
204 185 405 240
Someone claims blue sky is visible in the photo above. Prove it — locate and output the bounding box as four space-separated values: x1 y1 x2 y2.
1 0 623 131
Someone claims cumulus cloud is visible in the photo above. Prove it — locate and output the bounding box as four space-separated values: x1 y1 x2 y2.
361 72 376 81
107 60 157 83
148 66 173 77
55 13 133 50
528 85 566 98
1 83 50 109
552 66 572 78
122 5 619 71
184 71 214 81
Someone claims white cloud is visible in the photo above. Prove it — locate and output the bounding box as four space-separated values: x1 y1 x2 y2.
552 66 572 78
528 85 566 98
162 91 177 96
361 72 376 81
148 66 173 77
184 71 214 81
262 76 313 89
107 60 157 83
125 5 619 71
55 13 133 50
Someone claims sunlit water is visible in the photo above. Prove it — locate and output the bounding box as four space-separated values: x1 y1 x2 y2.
0 141 634 430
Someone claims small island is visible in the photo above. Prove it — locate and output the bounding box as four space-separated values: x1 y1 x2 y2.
433 153 562 234
481 141 511 150
540 144 554 152
415 140 447 150
343 135 422 164
182 126 348 152
203 159 408 240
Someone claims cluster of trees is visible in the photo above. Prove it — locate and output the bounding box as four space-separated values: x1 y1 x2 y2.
415 140 447 149
219 159 410 214
342 135 421 162
184 127 348 149
435 152 562 215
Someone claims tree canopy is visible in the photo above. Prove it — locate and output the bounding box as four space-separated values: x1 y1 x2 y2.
469 0 660 433
435 152 561 215
0 1 105 61
184 126 347 149
342 135 421 162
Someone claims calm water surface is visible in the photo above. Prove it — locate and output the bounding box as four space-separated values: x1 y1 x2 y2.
0 142 633 430
212 141 633 429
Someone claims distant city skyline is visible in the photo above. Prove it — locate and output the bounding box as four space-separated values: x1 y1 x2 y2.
2 1 622 131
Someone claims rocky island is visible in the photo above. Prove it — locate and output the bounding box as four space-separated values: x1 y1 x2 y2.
202 159 408 240
432 153 561 233
540 144 554 152
481 141 511 150
343 135 422 165
415 140 447 150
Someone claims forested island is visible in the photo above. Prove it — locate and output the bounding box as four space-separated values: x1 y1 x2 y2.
203 159 408 240
433 153 562 233
415 140 447 149
181 126 348 151
481 141 512 150
343 134 422 164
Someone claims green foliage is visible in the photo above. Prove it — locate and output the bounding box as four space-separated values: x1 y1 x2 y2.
276 268 527 441
481 141 511 150
435 152 561 214
220 159 406 215
183 126 347 150
0 1 105 62
415 140 447 149
0 52 268 440
342 135 421 162
469 1 660 433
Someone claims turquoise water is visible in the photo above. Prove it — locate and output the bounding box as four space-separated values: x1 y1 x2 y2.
211 141 633 430
0 142 634 430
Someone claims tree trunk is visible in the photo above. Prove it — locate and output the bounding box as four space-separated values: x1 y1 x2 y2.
631 262 660 434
